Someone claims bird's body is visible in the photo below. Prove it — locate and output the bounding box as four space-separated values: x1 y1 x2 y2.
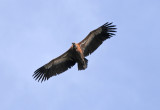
33 22 116 82
72 43 88 70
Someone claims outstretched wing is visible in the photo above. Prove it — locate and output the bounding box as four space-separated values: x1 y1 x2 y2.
33 48 76 82
78 22 116 57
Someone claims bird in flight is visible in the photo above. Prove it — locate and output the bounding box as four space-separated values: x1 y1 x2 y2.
33 22 116 82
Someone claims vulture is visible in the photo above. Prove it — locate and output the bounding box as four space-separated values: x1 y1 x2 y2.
33 22 116 82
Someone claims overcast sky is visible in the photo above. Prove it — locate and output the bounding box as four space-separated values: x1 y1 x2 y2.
0 0 160 110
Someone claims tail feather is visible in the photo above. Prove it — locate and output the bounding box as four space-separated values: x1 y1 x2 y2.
84 58 88 67
78 58 88 70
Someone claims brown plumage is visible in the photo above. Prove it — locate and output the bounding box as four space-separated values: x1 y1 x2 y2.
33 22 116 82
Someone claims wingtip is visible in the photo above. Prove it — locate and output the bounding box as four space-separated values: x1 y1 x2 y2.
103 22 113 27
101 22 117 38
33 66 48 83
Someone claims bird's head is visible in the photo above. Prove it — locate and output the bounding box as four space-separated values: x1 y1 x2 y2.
72 42 77 49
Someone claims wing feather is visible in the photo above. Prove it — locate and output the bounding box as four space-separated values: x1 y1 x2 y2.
78 22 116 56
33 48 76 82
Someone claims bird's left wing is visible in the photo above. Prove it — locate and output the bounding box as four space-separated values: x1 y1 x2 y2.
78 22 116 57
33 48 76 82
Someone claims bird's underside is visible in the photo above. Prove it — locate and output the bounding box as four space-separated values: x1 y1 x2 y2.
33 22 117 82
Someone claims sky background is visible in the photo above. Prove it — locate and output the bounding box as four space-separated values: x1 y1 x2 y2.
0 0 160 110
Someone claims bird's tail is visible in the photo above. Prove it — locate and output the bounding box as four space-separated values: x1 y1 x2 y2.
78 58 88 70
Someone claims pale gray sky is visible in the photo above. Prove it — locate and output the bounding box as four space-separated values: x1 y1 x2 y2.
0 0 160 110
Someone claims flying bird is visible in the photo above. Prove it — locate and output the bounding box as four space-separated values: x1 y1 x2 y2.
33 22 116 82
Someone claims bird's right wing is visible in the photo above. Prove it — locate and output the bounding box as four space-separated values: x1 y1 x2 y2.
78 22 116 57
33 48 76 82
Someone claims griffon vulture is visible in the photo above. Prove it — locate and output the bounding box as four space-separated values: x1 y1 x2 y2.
33 22 116 82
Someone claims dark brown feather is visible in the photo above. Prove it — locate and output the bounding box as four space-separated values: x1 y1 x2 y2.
78 22 116 56
33 48 76 82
